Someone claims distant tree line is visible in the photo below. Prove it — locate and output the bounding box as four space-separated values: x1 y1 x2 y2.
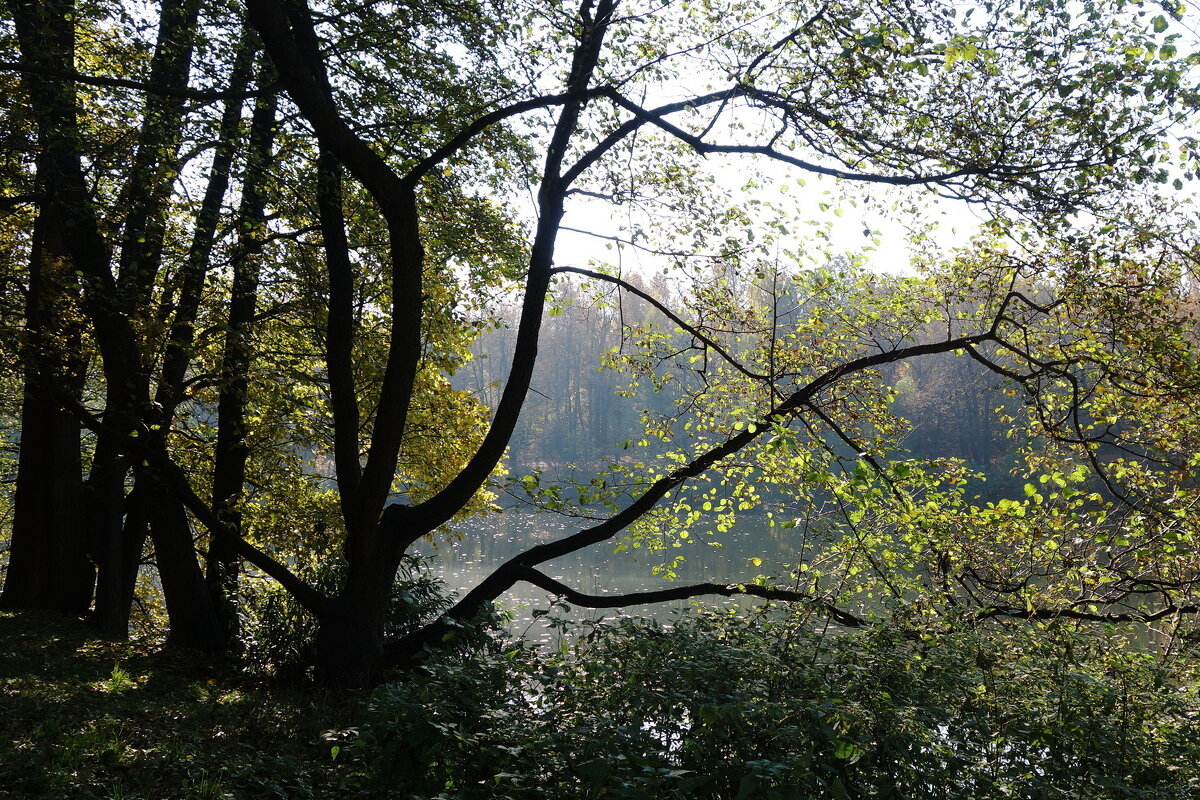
465 265 1023 498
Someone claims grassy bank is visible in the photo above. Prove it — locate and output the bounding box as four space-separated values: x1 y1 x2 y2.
0 611 354 799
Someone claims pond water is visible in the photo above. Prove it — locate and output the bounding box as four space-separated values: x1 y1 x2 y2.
412 508 1174 651
414 510 801 643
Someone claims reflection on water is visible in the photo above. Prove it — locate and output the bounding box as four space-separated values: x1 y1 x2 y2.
415 511 797 643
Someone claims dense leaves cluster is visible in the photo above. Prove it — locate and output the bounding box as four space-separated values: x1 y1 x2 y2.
356 609 1200 799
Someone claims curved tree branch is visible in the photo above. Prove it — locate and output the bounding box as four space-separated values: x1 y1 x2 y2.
977 603 1200 625
551 265 770 383
405 327 1002 645
514 565 867 628
248 0 426 540
405 0 620 537
600 87 988 186
405 88 610 183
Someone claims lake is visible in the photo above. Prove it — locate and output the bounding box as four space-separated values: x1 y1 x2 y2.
415 510 801 644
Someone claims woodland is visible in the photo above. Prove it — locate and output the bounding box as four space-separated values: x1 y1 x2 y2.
4 0 1200 796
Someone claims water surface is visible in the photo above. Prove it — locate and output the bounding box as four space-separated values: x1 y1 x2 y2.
417 510 798 642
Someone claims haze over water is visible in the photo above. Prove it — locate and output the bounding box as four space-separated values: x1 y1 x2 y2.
418 510 796 642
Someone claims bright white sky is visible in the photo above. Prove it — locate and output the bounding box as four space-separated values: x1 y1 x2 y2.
554 160 986 282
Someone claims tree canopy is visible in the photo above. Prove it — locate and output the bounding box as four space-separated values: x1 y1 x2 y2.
0 0 1198 692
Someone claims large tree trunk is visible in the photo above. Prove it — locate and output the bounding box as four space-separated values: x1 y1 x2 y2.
0 209 91 610
314 548 404 690
3 387 91 612
146 475 224 652
245 0 616 689
88 439 132 634
1 0 93 614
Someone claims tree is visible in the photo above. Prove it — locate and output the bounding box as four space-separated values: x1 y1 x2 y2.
1 0 1197 689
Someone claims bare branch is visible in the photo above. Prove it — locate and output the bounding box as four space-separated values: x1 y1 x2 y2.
552 265 770 382
513 565 868 628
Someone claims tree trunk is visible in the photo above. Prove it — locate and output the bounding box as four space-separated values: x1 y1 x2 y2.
88 438 132 634
89 0 202 638
1 282 90 611
314 553 401 691
114 0 202 310
146 474 224 652
0 42 92 613
3 389 91 612
206 70 277 642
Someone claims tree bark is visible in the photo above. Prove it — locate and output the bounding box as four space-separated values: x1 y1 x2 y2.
206 66 278 642
0 203 91 612
313 555 400 689
114 0 203 310
1 0 94 613
87 438 131 634
146 475 224 651
86 0 207 639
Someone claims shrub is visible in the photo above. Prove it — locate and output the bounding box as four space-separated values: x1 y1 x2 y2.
238 554 452 678
356 608 1200 799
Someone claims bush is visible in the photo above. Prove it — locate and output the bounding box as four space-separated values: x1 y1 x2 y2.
355 608 1200 799
238 554 452 679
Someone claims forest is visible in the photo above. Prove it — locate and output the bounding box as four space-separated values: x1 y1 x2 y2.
3 0 1200 796
468 272 1022 489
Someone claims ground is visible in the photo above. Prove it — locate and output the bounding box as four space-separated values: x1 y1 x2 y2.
0 611 355 800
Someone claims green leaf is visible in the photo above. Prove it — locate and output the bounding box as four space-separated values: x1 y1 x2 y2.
833 741 865 761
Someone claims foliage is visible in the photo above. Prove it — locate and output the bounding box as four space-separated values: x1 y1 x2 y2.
3 7 1200 800
3 0 1200 690
237 554 455 679
5 603 1200 800
357 608 1200 800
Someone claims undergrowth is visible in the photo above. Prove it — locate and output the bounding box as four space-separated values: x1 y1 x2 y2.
0 611 354 799
5 607 1200 799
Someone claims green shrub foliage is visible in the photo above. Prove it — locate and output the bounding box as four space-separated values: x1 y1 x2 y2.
358 609 1200 799
238 555 453 678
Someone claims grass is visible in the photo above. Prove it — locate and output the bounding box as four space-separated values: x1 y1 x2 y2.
0 610 359 799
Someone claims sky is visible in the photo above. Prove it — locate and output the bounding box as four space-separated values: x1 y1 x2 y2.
554 160 986 283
